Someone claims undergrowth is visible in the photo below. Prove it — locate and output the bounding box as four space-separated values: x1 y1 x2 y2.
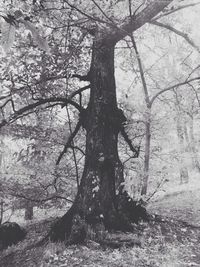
0 189 200 267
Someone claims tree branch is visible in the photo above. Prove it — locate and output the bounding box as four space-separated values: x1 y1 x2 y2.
0 97 83 129
56 119 82 165
10 192 73 204
66 106 80 188
0 98 16 111
91 0 117 26
63 0 110 26
106 0 173 44
150 76 200 107
68 85 90 99
153 2 200 21
0 94 11 101
14 97 82 115
71 73 91 81
120 126 140 157
150 21 200 53
69 145 85 155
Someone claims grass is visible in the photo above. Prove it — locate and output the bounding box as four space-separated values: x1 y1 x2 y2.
0 182 200 266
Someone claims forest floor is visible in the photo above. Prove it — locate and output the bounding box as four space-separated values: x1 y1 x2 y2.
0 187 200 267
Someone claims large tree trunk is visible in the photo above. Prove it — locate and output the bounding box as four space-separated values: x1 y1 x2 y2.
49 38 148 243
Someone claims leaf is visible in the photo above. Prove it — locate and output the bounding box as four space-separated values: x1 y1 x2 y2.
22 20 50 53
0 21 16 53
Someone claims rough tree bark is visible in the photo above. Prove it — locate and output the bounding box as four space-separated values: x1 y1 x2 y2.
49 0 173 243
49 37 147 243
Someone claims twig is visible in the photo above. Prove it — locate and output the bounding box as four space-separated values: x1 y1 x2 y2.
150 21 200 53
66 106 80 188
120 126 139 157
9 192 73 204
56 119 82 165
153 2 200 21
150 76 200 107
69 85 90 99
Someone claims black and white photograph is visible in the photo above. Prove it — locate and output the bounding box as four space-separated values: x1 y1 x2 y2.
0 0 200 266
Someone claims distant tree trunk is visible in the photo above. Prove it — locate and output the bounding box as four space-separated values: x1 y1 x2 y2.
176 116 189 184
141 114 151 195
49 37 148 243
24 201 33 220
188 114 200 172
0 200 3 224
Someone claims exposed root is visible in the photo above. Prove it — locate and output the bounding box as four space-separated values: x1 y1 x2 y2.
48 193 150 246
49 205 75 242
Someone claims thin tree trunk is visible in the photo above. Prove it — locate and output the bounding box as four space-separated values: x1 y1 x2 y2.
24 201 33 220
188 115 200 172
130 36 151 196
141 116 151 195
0 200 3 224
176 116 189 184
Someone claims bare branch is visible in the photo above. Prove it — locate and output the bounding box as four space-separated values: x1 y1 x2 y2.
0 98 16 111
106 0 173 44
91 0 116 26
145 176 166 203
0 97 83 129
153 2 200 21
56 119 82 165
66 106 80 188
150 21 200 53
0 94 11 101
71 73 91 81
63 0 110 26
68 85 90 99
187 83 200 107
150 76 200 107
69 145 85 155
14 98 82 115
120 126 140 157
9 192 73 204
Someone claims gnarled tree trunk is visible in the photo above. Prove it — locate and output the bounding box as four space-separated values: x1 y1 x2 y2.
49 37 148 243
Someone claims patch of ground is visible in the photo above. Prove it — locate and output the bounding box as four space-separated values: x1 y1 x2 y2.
0 188 200 267
42 218 200 267
148 188 200 226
